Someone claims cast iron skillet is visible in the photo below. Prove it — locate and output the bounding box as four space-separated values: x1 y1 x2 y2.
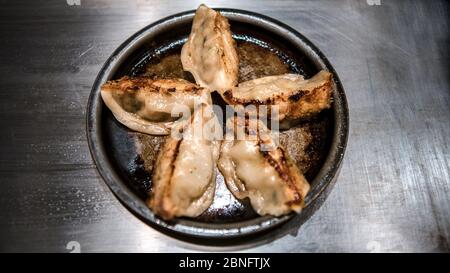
86 8 349 244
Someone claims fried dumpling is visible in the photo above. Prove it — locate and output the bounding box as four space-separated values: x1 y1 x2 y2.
218 116 310 216
148 103 222 220
181 4 239 93
101 76 210 135
222 70 333 123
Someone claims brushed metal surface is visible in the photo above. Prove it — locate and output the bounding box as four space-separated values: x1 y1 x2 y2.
0 0 448 252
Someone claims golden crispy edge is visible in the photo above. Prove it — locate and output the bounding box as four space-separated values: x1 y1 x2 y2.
222 72 333 120
101 76 205 95
221 117 310 210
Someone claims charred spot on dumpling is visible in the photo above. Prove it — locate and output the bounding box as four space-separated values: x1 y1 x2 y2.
288 90 307 102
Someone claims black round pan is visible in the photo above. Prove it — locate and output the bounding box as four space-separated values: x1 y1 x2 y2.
86 8 349 244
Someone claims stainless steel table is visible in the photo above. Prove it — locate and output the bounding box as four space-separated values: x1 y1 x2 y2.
0 0 448 252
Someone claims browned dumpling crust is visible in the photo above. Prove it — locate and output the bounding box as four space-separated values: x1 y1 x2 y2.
218 116 310 216
181 4 239 93
222 70 333 123
148 104 222 220
101 76 210 135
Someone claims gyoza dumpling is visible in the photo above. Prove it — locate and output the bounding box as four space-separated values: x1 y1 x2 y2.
222 70 333 124
218 116 310 216
181 4 239 93
148 103 222 220
101 76 210 135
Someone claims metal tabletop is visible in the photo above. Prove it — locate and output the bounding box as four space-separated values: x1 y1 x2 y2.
0 0 448 252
